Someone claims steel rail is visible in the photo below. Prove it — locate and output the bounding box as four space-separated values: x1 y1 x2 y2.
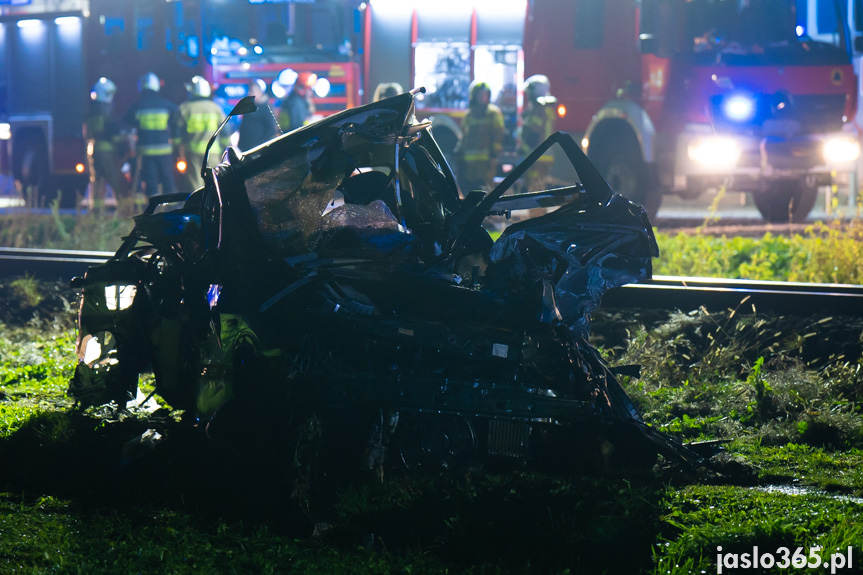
3 247 862 315
0 247 114 280
603 275 863 315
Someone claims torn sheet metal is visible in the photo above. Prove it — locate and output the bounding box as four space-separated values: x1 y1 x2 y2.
68 92 702 470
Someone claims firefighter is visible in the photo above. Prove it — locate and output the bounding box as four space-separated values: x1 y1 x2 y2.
83 77 124 211
496 82 518 153
238 81 279 151
520 74 557 191
372 82 403 102
278 72 317 133
123 72 180 198
177 75 228 191
456 81 505 191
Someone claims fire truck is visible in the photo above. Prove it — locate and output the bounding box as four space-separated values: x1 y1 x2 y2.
204 0 358 115
524 0 861 221
0 0 358 206
358 0 528 163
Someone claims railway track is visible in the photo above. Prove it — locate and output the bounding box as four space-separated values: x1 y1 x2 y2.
3 247 862 316
0 247 114 281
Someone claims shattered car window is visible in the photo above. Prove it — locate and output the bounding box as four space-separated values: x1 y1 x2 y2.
242 97 459 259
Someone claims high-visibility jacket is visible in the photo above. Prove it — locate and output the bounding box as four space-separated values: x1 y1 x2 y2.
84 100 122 154
178 96 228 156
123 89 180 156
520 97 557 163
459 103 505 184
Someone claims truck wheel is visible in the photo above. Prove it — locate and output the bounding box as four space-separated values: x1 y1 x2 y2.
593 144 660 219
753 180 818 223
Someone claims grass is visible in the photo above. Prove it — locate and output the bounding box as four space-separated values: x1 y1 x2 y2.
0 203 136 252
654 484 863 574
653 220 863 284
1 253 863 572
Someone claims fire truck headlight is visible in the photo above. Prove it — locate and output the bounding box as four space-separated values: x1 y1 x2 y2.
0 123 11 140
687 136 741 168
823 135 861 164
722 95 756 122
313 77 331 98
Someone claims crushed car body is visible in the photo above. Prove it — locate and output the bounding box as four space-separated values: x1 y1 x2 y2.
68 91 705 471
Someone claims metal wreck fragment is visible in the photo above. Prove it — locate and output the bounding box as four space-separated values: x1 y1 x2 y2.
69 90 706 473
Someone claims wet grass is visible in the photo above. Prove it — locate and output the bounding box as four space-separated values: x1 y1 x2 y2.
1 280 862 573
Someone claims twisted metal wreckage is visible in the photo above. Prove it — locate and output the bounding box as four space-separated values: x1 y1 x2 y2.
68 90 712 474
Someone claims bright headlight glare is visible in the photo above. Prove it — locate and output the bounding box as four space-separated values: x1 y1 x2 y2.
82 335 103 366
687 136 741 168
823 136 860 164
79 331 119 368
723 95 755 122
277 68 298 88
271 81 287 99
313 77 331 98
104 285 137 311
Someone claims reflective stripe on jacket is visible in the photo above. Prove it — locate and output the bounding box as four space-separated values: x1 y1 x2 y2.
520 101 556 161
124 89 179 157
179 97 228 155
459 103 505 184
84 100 122 154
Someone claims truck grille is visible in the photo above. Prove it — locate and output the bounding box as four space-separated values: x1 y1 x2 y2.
710 93 846 134
790 95 846 133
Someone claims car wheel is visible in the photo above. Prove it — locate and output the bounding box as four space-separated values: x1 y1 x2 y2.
752 180 818 223
397 413 477 471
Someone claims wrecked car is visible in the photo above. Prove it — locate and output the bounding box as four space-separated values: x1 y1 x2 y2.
68 90 704 474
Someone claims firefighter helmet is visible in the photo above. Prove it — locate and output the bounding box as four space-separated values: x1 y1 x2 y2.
187 75 212 98
138 72 161 93
372 82 403 102
524 74 551 100
90 77 117 104
469 81 492 105
296 71 318 89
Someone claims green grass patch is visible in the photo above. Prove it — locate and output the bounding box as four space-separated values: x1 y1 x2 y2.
653 219 863 284
654 484 863 574
0 209 135 252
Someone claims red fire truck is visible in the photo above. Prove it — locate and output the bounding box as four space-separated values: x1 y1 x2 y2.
524 0 861 221
204 1 359 116
358 0 528 162
0 0 358 206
